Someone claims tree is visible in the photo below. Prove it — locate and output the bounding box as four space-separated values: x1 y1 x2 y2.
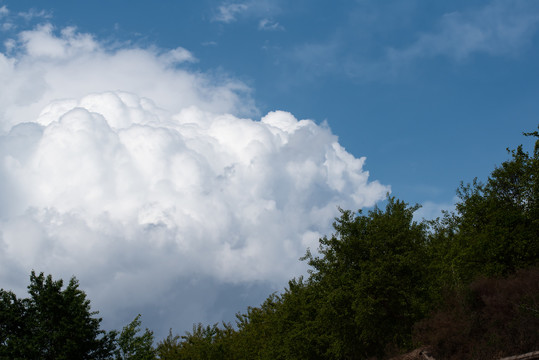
302 197 432 358
155 330 182 360
115 314 156 360
0 271 116 359
446 131 539 282
160 322 237 360
414 267 539 359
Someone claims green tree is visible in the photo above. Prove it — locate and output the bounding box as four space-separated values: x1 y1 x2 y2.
115 314 156 360
0 271 116 360
155 330 182 360
268 278 329 359
303 198 432 358
168 322 236 360
443 132 539 283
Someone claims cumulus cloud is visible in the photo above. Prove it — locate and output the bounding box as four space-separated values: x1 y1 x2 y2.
0 22 388 335
0 23 255 132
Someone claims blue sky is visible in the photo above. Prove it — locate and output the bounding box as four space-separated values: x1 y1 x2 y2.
0 0 538 337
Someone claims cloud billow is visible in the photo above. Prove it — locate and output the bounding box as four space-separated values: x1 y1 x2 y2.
0 22 388 334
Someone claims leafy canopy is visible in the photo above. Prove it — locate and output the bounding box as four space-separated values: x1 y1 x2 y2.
0 271 116 360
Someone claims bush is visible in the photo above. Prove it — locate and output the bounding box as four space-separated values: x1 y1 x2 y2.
413 268 539 360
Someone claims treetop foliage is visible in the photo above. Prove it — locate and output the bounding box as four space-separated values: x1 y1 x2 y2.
0 271 116 360
115 314 156 360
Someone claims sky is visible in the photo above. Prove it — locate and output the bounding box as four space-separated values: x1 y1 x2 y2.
0 0 538 339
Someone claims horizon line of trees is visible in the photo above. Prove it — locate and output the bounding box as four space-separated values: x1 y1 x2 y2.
1 127 538 359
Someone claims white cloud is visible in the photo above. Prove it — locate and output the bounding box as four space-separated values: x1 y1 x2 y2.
2 96 387 282
159 46 197 65
0 5 13 32
212 0 281 24
0 23 256 132
17 8 52 21
258 18 284 31
18 24 98 58
387 0 539 63
213 3 249 23
0 24 388 335
0 5 9 17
